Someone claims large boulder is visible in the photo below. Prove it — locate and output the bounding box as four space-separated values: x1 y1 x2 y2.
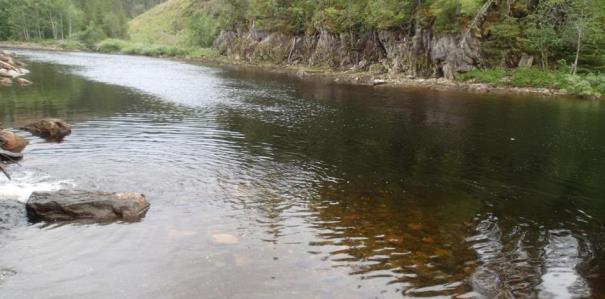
0 130 28 154
26 191 150 223
21 119 71 141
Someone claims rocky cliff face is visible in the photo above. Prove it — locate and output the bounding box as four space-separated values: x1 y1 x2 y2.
213 26 481 80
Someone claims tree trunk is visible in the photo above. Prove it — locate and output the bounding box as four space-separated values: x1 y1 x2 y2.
49 13 57 40
60 16 64 40
571 26 582 75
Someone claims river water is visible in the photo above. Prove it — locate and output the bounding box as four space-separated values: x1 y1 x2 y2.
1 50 605 298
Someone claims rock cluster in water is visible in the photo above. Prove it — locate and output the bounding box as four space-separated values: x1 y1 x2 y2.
1 119 72 178
0 119 71 163
1 118 150 224
0 50 32 87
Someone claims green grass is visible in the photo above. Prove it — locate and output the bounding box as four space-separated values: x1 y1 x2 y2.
127 0 191 46
94 38 217 58
456 67 605 98
456 68 506 84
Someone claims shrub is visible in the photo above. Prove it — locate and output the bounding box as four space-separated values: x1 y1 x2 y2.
95 39 127 53
509 68 556 88
456 68 506 84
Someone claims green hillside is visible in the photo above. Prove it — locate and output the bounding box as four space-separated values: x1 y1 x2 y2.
128 0 216 47
128 0 189 45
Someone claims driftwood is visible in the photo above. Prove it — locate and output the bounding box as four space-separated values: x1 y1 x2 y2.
0 50 31 87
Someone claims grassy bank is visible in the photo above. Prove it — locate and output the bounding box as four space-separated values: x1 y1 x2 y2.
456 68 605 98
94 39 216 58
0 39 217 59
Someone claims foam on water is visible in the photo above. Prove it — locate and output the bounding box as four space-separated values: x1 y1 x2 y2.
0 170 75 203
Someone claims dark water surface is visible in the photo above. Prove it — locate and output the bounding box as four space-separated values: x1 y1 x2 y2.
1 50 605 298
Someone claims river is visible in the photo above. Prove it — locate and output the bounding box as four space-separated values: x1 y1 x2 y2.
1 50 605 298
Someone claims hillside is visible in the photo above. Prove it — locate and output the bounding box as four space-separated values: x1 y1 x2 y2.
127 0 191 46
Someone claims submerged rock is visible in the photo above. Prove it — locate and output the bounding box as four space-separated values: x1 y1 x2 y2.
22 119 71 141
0 199 26 231
210 233 239 245
26 191 150 223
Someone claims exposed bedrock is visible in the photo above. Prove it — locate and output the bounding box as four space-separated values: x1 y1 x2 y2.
213 26 481 80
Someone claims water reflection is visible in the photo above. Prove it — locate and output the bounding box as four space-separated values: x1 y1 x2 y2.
0 50 604 297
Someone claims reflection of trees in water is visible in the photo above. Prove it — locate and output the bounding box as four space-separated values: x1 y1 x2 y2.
468 214 595 297
212 69 605 296
0 61 181 127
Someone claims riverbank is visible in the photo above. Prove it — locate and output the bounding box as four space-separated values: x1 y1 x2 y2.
0 40 597 99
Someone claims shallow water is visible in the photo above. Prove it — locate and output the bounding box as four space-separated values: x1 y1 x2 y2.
1 50 605 298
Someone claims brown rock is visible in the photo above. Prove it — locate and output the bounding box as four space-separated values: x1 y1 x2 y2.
26 191 150 223
22 118 71 141
0 130 28 153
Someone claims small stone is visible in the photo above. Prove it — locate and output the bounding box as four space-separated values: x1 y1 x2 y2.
373 79 387 86
210 233 239 245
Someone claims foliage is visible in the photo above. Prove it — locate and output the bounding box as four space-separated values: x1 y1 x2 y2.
185 11 219 47
457 67 605 98
128 0 189 46
0 0 165 43
1 0 604 97
456 68 506 84
95 38 129 52
94 38 217 58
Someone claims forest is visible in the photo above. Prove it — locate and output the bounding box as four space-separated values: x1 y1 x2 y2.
0 0 163 45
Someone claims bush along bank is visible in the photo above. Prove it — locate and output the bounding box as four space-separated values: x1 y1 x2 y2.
456 67 605 99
